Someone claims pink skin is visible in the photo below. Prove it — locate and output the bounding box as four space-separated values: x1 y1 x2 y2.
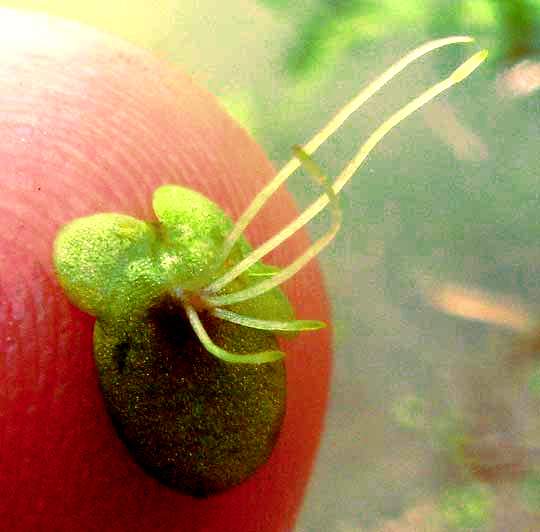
0 10 331 532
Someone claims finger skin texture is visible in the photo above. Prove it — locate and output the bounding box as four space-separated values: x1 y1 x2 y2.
0 9 331 532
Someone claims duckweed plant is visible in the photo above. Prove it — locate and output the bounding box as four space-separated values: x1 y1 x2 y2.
53 37 487 497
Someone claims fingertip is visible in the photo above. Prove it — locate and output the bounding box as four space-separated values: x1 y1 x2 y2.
0 10 331 531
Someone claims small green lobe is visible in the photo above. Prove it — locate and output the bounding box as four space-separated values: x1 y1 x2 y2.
53 213 163 320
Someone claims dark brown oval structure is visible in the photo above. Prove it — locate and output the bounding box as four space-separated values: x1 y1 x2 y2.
93 298 286 497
